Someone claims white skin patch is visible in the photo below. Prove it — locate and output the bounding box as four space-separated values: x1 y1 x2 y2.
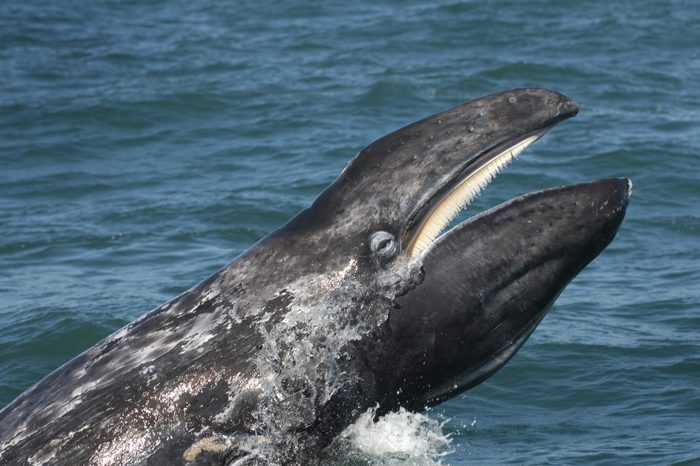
179 312 218 353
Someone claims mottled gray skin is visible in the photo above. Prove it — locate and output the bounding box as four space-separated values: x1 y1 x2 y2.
0 89 626 465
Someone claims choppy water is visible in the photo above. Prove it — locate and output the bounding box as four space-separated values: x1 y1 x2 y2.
1 0 699 464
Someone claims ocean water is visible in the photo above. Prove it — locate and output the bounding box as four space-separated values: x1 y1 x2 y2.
1 0 699 464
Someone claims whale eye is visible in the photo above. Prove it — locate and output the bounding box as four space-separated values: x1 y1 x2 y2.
370 231 397 259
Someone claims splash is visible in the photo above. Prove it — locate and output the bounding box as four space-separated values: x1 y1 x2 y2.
250 253 425 460
323 407 453 465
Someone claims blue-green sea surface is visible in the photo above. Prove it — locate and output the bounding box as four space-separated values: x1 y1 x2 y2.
1 1 699 464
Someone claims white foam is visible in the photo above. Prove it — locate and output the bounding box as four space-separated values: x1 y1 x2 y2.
328 407 453 465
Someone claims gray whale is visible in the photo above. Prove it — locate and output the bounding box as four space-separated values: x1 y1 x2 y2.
0 88 629 465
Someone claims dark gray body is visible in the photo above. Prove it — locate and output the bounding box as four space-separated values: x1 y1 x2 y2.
0 89 629 465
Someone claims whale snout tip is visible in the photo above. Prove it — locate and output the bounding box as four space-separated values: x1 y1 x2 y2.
610 177 633 209
558 95 579 118
622 177 633 200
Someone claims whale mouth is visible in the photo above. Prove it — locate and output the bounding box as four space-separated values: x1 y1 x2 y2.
402 129 548 257
389 176 631 413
